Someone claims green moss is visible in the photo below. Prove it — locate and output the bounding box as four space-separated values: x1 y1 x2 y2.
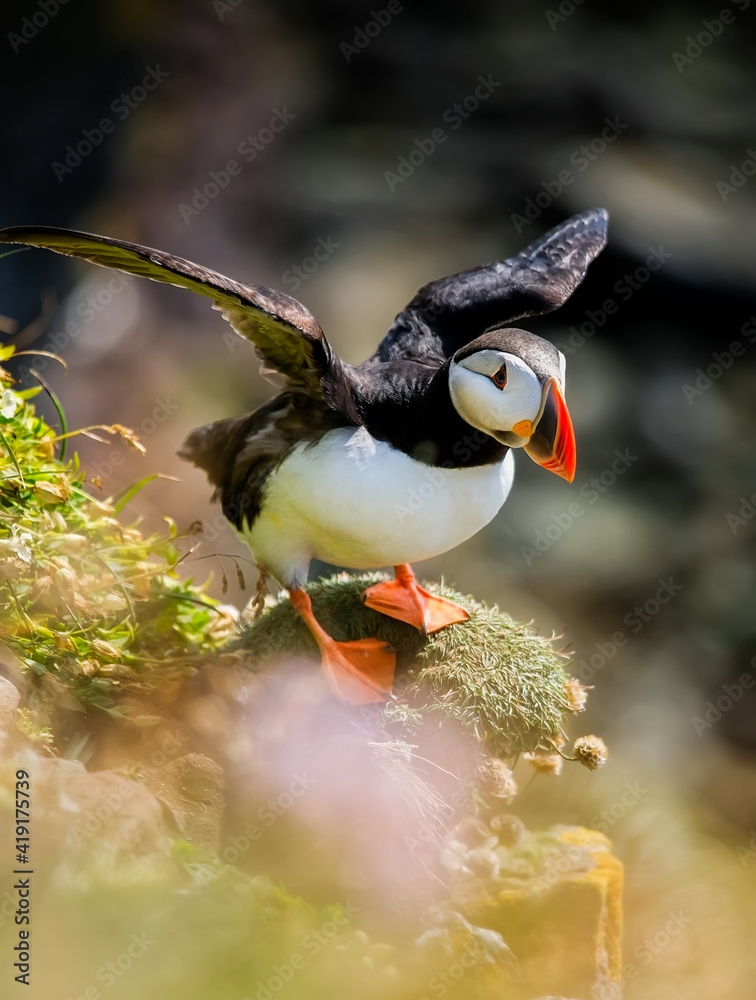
236 574 572 759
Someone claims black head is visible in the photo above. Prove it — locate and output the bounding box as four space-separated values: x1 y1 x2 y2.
448 327 575 481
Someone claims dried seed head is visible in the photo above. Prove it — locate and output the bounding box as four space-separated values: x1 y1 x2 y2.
476 758 518 802
97 593 130 611
565 677 591 712
522 752 563 777
56 534 88 556
489 813 526 849
52 564 77 597
573 734 608 770
450 816 494 849
90 638 122 661
0 558 31 582
109 423 146 454
464 848 500 879
32 478 70 504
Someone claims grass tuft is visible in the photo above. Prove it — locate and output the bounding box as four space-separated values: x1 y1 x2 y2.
236 574 573 759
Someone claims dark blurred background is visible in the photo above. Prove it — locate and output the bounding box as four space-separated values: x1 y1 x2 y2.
2 0 755 993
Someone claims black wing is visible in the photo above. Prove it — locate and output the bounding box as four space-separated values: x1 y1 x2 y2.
373 208 608 364
0 226 339 399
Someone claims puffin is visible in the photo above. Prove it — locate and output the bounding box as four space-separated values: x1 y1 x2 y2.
0 208 608 705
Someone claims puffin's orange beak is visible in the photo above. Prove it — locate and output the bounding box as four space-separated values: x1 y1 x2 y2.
523 378 576 483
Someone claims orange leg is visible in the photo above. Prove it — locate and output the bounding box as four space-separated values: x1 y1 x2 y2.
362 564 470 634
289 589 396 705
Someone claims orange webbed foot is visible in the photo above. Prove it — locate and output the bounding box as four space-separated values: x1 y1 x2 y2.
319 636 396 706
289 587 396 705
363 565 470 634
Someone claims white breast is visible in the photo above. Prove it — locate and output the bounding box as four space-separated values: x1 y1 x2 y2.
243 426 514 588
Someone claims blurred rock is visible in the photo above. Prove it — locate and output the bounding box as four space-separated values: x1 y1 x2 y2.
144 752 225 849
0 673 20 737
454 826 623 1000
2 745 172 887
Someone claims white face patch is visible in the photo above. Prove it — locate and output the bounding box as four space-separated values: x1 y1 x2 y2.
448 350 544 444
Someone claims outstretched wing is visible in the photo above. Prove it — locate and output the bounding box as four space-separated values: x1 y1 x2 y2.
374 208 608 364
0 226 334 397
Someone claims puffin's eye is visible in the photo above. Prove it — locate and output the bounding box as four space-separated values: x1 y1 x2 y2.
492 365 507 389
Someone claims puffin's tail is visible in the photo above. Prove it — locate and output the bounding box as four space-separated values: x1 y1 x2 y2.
178 413 259 488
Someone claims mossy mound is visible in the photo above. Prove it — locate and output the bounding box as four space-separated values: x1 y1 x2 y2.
236 574 573 759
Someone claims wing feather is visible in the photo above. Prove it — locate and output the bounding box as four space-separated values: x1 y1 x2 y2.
374 208 608 363
0 225 331 394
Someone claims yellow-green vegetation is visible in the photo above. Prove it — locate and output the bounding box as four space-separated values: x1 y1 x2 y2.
0 345 230 734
